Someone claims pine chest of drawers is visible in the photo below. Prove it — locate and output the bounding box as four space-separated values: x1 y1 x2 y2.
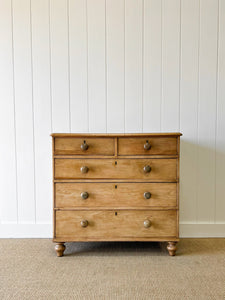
51 133 182 257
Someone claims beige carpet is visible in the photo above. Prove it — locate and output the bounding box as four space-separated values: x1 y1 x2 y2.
0 239 225 300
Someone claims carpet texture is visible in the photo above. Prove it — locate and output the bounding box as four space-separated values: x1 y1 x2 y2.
0 239 225 300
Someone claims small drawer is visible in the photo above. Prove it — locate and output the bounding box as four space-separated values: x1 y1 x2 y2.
55 182 177 208
118 137 177 155
55 210 177 238
54 158 177 181
54 137 115 155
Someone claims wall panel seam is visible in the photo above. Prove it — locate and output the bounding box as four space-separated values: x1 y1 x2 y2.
160 0 163 131
196 0 201 224
67 0 71 133
178 0 182 132
86 0 89 133
49 0 53 133
214 0 220 223
30 0 36 224
124 0 126 133
141 0 144 133
105 0 107 133
11 0 18 224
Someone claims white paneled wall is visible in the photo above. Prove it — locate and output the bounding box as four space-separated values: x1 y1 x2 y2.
0 0 225 237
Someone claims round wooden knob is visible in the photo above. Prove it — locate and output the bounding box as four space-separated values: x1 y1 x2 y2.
81 192 89 199
144 192 151 199
143 165 151 173
81 140 89 151
144 140 151 150
143 219 151 228
80 166 89 173
81 220 88 227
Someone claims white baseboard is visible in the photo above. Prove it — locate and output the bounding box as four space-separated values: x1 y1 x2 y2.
180 223 225 238
0 223 52 238
0 223 225 238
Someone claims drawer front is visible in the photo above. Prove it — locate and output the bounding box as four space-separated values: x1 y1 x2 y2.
55 182 177 208
54 137 115 155
55 210 177 238
118 137 177 155
54 158 177 181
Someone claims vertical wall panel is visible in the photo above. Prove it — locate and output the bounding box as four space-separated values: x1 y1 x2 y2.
87 0 106 133
161 0 180 131
215 0 225 223
197 0 218 223
0 0 17 223
143 0 162 132
180 0 199 223
12 0 35 223
50 0 70 132
125 0 143 132
31 0 52 223
69 0 88 133
106 0 125 133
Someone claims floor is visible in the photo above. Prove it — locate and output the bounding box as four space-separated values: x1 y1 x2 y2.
0 239 224 300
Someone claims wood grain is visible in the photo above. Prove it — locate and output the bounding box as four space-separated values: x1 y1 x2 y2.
53 133 180 256
54 158 177 181
54 137 115 155
118 137 177 155
55 182 177 208
53 237 179 242
51 133 182 137
55 210 177 238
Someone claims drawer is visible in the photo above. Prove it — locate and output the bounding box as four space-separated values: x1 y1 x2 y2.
55 210 177 238
118 137 177 155
55 183 177 208
54 158 177 181
54 137 115 155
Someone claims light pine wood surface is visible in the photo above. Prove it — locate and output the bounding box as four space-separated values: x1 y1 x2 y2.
55 137 115 155
55 210 177 239
118 137 177 155
54 158 177 181
55 182 177 208
53 134 181 256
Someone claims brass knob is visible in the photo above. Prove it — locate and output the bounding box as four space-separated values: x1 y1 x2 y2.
143 165 151 173
144 140 151 150
143 219 151 228
81 192 89 199
81 220 88 227
80 166 89 173
144 192 151 199
81 140 89 151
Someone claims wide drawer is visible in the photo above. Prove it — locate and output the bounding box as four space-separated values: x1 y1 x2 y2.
118 137 177 155
54 137 115 155
54 158 177 181
55 210 177 238
55 182 177 208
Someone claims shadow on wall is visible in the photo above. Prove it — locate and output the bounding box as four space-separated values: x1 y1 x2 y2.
179 138 225 224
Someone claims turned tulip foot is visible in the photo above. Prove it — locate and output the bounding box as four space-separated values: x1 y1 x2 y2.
167 242 177 256
55 243 66 257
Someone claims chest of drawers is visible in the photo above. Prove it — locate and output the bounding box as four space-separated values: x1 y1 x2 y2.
51 133 182 257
